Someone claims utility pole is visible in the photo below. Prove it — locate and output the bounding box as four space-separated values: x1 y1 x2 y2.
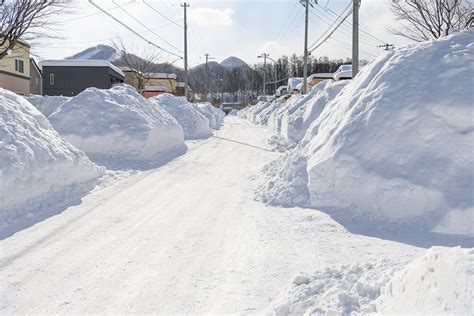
352 0 359 78
302 0 310 94
257 53 269 95
204 53 214 101
182 2 190 100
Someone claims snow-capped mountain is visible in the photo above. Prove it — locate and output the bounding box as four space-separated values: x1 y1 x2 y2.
220 56 249 69
66 45 119 62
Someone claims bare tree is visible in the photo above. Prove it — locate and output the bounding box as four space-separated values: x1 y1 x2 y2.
0 0 70 60
113 40 161 93
389 0 473 42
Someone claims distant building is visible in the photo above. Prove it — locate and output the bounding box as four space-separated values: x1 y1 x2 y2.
29 58 42 95
307 73 334 90
121 67 140 91
275 85 288 97
176 81 193 100
142 73 177 98
0 39 31 95
39 60 124 96
287 77 303 94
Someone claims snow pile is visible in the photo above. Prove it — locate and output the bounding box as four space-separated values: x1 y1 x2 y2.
239 101 272 123
267 246 473 315
150 93 212 140
195 102 225 129
267 95 304 134
254 97 288 126
227 109 238 116
259 31 474 234
0 88 104 226
281 80 348 144
25 95 71 117
266 259 402 315
376 246 474 314
48 85 186 169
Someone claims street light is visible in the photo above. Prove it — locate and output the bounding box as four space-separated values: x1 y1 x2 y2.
258 54 278 96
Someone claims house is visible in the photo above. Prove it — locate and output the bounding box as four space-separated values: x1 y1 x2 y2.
176 81 193 100
275 85 288 97
307 73 334 90
0 39 31 95
142 73 177 98
121 67 140 91
287 77 303 94
39 60 124 96
29 58 42 95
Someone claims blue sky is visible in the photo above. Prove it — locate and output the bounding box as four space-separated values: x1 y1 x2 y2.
37 0 412 67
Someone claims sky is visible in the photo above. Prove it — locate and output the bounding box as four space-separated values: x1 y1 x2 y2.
35 0 413 68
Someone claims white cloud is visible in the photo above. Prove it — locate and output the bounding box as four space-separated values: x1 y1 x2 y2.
189 7 234 27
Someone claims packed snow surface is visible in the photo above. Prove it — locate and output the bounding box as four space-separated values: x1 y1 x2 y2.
0 88 104 231
0 117 425 314
195 102 225 129
48 85 186 169
150 93 212 140
25 95 71 117
259 31 474 235
376 246 474 314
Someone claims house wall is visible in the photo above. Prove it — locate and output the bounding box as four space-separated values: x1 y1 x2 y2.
29 60 42 95
0 41 31 95
123 71 139 90
0 72 29 95
147 78 177 94
42 66 124 96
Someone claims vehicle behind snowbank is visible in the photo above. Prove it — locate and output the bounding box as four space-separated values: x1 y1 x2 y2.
48 85 186 169
0 88 104 229
150 93 212 140
258 31 474 236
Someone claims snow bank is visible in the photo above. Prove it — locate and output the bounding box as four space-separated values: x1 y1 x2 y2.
280 80 348 144
266 259 401 315
150 93 212 140
0 88 104 226
267 246 473 315
25 95 71 117
376 246 474 314
259 31 474 234
48 85 186 169
195 102 225 129
267 95 304 134
239 101 272 124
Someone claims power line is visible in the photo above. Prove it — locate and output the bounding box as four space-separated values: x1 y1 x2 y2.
308 6 353 53
316 2 387 45
143 0 183 28
111 0 182 54
88 0 182 59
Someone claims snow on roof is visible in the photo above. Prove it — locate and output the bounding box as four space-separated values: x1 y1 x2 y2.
287 77 303 90
39 59 124 77
145 73 177 79
276 85 287 92
308 73 334 80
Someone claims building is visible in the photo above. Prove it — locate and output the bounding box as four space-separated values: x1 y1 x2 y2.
29 58 42 95
176 81 193 100
39 60 124 96
142 73 177 98
0 39 31 95
121 67 140 91
287 77 303 94
307 73 334 90
275 85 288 97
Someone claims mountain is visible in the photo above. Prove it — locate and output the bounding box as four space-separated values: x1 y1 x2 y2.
220 56 249 69
66 45 119 62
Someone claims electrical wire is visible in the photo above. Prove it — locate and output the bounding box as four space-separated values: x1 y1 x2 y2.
88 0 182 59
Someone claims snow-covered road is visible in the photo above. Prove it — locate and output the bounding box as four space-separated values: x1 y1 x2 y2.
0 117 422 313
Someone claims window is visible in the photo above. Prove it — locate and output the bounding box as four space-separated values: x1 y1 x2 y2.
50 74 54 85
15 59 24 73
